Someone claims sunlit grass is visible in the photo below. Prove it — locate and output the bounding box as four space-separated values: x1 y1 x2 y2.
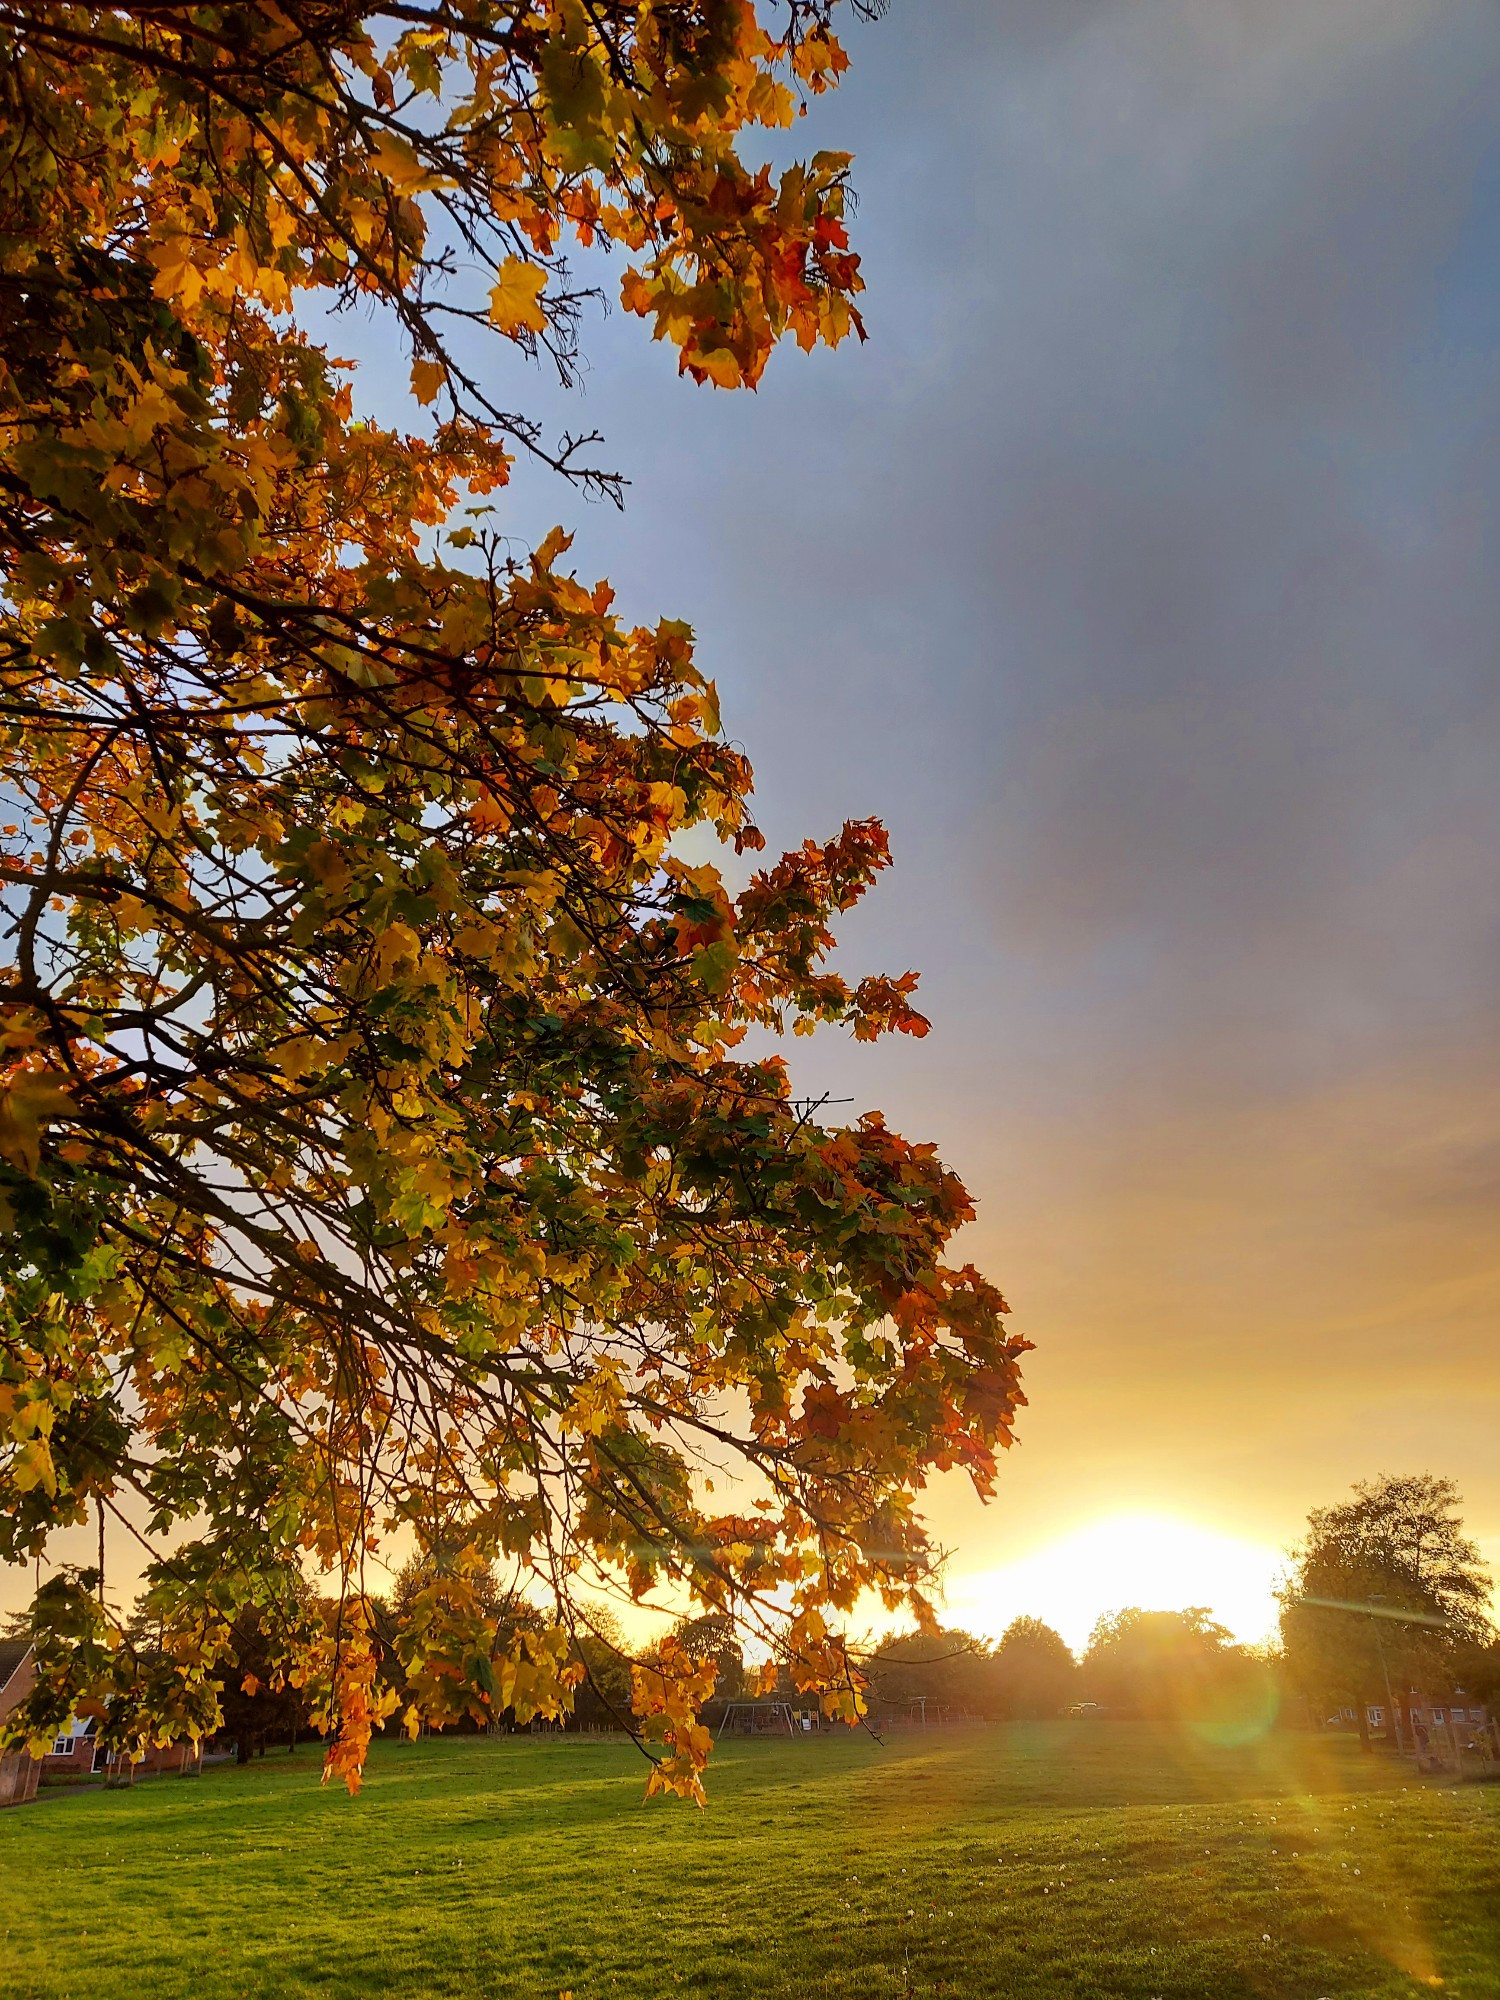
2 1723 1496 1997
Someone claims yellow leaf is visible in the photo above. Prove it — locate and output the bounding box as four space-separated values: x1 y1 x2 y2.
488 257 548 336
619 268 652 317
410 357 445 406
148 234 203 309
12 1437 56 1497
368 130 438 195
0 1076 74 1176
697 348 742 390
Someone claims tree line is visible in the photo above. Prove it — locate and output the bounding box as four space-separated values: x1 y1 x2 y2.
864 1475 1498 1740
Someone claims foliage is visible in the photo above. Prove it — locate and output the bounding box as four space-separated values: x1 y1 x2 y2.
866 1624 998 1720
992 1615 1076 1719
1278 1474 1496 1723
0 0 1026 1797
3 1727 1497 2000
210 1602 313 1762
1081 1607 1261 1724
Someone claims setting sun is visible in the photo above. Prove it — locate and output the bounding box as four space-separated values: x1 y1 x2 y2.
947 1513 1285 1654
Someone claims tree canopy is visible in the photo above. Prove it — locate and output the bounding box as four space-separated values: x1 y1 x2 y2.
992 1615 1075 1719
1279 1474 1496 1729
1081 1607 1257 1723
0 1 1026 1798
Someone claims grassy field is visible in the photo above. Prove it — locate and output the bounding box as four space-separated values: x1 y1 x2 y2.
2 1722 1497 2000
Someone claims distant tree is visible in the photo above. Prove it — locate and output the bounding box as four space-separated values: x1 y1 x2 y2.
1082 1607 1246 1721
391 1554 509 1626
1278 1475 1495 1745
571 1605 636 1729
992 1618 1076 1719
212 1604 313 1764
387 1554 553 1735
674 1613 747 1705
867 1627 997 1721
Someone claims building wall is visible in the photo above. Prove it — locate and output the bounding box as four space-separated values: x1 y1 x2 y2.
0 1647 41 1808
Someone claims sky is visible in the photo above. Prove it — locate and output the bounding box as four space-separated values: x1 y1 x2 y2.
459 0 1500 1648
11 0 1500 1651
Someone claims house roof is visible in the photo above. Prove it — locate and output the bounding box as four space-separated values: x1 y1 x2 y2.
0 1638 35 1699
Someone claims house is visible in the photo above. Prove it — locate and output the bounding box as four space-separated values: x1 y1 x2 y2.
0 1641 205 1796
1406 1692 1492 1751
1352 1692 1494 1754
41 1713 204 1785
41 1713 102 1781
0 1640 40 1808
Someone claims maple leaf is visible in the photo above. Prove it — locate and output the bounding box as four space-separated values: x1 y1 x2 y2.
488 257 549 336
410 357 446 406
0 1076 75 1176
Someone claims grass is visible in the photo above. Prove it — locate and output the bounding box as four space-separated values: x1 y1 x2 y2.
2 1722 1497 1999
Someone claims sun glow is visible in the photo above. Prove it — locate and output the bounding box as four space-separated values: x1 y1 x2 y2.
945 1512 1284 1655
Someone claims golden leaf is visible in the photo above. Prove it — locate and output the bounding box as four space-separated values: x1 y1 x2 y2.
0 1076 75 1177
488 257 549 336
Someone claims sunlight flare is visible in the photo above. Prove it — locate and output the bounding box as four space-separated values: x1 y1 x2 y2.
948 1512 1284 1653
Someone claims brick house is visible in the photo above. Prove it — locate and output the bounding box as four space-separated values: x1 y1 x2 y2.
41 1714 204 1785
0 1641 205 1795
0 1640 40 1807
41 1712 103 1780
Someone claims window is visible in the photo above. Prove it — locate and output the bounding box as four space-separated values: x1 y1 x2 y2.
1432 1708 1445 1724
51 1735 74 1755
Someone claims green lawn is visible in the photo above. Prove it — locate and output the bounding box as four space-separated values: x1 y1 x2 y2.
2 1723 1496 1999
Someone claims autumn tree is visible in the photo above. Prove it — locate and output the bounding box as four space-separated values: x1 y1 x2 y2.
1278 1475 1495 1742
0 2 1026 1798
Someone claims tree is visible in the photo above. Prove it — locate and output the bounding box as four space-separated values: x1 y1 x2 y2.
570 1602 635 1727
866 1626 998 1721
390 1553 510 1627
212 1602 314 1763
673 1611 747 1704
992 1616 1075 1720
1082 1607 1251 1722
0 2 1027 1799
1278 1475 1495 1744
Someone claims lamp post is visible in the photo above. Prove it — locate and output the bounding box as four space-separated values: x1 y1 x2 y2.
1368 1595 1403 1753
